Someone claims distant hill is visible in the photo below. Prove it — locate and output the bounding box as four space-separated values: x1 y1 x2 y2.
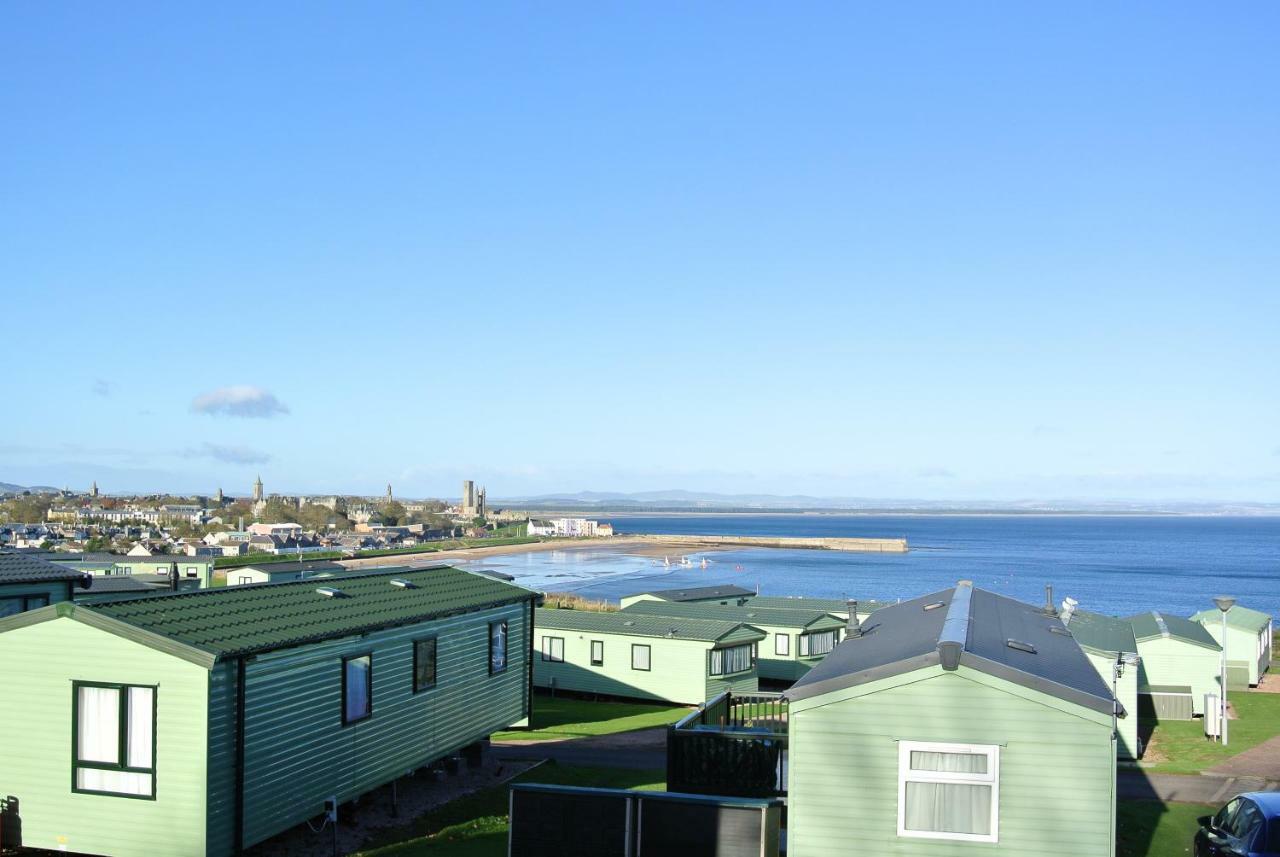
0 481 61 495
497 490 1280 516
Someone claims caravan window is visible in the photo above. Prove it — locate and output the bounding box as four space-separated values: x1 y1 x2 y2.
73 683 156 798
489 621 508 674
342 654 373 724
898 741 999 843
541 636 565 663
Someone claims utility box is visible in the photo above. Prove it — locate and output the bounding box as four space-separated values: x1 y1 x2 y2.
1204 694 1222 738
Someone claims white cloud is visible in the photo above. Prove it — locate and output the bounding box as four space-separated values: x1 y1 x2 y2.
191 386 289 418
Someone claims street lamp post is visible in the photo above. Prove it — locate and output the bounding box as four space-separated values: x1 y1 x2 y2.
1213 595 1236 746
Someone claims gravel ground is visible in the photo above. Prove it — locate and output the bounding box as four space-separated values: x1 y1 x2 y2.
246 746 535 857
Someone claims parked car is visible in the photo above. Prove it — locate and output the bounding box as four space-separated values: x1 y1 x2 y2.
1195 792 1280 856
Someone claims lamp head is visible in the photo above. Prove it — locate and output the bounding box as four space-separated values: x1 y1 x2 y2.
1213 596 1236 613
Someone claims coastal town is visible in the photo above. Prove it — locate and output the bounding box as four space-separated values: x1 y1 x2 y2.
0 478 1276 856
5 3 1278 856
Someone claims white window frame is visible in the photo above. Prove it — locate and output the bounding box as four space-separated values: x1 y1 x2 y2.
897 740 999 843
774 633 790 656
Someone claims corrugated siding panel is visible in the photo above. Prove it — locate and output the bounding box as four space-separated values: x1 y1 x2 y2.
205 661 238 857
706 668 759 700
534 630 708 703
788 668 1115 857
0 617 209 857
1134 637 1221 715
239 601 529 848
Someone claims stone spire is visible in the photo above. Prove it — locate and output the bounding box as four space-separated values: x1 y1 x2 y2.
90 481 99 498
386 483 393 503
253 474 264 502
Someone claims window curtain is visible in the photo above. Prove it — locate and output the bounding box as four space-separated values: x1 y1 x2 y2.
710 649 724 675
127 687 154 768
78 686 120 764
904 782 992 835
775 634 789 656
345 657 370 721
910 750 987 774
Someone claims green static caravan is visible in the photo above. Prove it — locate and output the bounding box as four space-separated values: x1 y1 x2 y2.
51 554 216 589
620 600 848 682
785 581 1118 857
0 553 88 618
224 559 350 586
741 595 889 620
533 608 766 704
1059 603 1142 760
618 584 755 610
1128 611 1222 719
1190 604 1273 688
0 566 538 857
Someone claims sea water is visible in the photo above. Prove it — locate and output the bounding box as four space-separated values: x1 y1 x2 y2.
459 515 1280 619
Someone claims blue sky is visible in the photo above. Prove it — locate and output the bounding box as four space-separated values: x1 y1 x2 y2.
2 3 1277 502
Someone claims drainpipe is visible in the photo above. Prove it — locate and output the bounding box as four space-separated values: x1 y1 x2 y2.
525 596 536 724
234 657 247 855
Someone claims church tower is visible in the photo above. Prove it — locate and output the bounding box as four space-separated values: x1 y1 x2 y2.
215 486 224 504
386 483 393 503
253 475 264 502
90 481 99 498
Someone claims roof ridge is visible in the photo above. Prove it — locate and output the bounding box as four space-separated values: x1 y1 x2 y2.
936 580 974 670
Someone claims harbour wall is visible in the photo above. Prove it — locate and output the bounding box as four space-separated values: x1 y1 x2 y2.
638 534 909 553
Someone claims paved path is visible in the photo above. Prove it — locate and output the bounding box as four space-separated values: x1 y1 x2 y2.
1118 771 1280 804
1206 734 1280 778
493 727 667 770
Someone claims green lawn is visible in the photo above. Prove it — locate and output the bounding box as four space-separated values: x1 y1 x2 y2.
1117 800 1214 857
492 695 689 742
355 762 664 856
1141 690 1280 774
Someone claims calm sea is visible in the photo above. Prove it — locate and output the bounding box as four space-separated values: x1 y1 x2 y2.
460 515 1280 620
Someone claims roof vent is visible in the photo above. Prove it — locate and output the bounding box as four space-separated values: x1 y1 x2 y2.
316 587 347 598
1006 639 1037 654
747 612 757 617
924 601 946 611
1152 611 1171 638
845 599 863 638
390 579 417 589
624 620 635 626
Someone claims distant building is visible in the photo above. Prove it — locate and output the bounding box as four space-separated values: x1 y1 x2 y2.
252 474 264 503
247 522 304 538
89 481 99 498
528 519 556 537
550 518 605 537
461 480 486 518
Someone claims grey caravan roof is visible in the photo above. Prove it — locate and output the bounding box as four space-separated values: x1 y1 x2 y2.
787 581 1115 715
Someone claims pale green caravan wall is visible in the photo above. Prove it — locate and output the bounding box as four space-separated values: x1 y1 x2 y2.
753 624 836 682
1200 622 1269 686
787 666 1116 857
233 601 529 850
0 580 71 607
1134 637 1221 716
706 663 759 700
1084 650 1139 760
534 629 712 704
0 616 210 857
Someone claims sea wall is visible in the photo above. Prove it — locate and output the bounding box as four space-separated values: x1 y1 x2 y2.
639 534 908 553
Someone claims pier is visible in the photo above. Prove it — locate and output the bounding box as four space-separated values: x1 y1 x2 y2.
638 534 908 553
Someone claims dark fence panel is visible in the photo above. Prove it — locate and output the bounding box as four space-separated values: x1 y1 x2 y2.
668 728 784 798
509 785 631 857
508 785 782 857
